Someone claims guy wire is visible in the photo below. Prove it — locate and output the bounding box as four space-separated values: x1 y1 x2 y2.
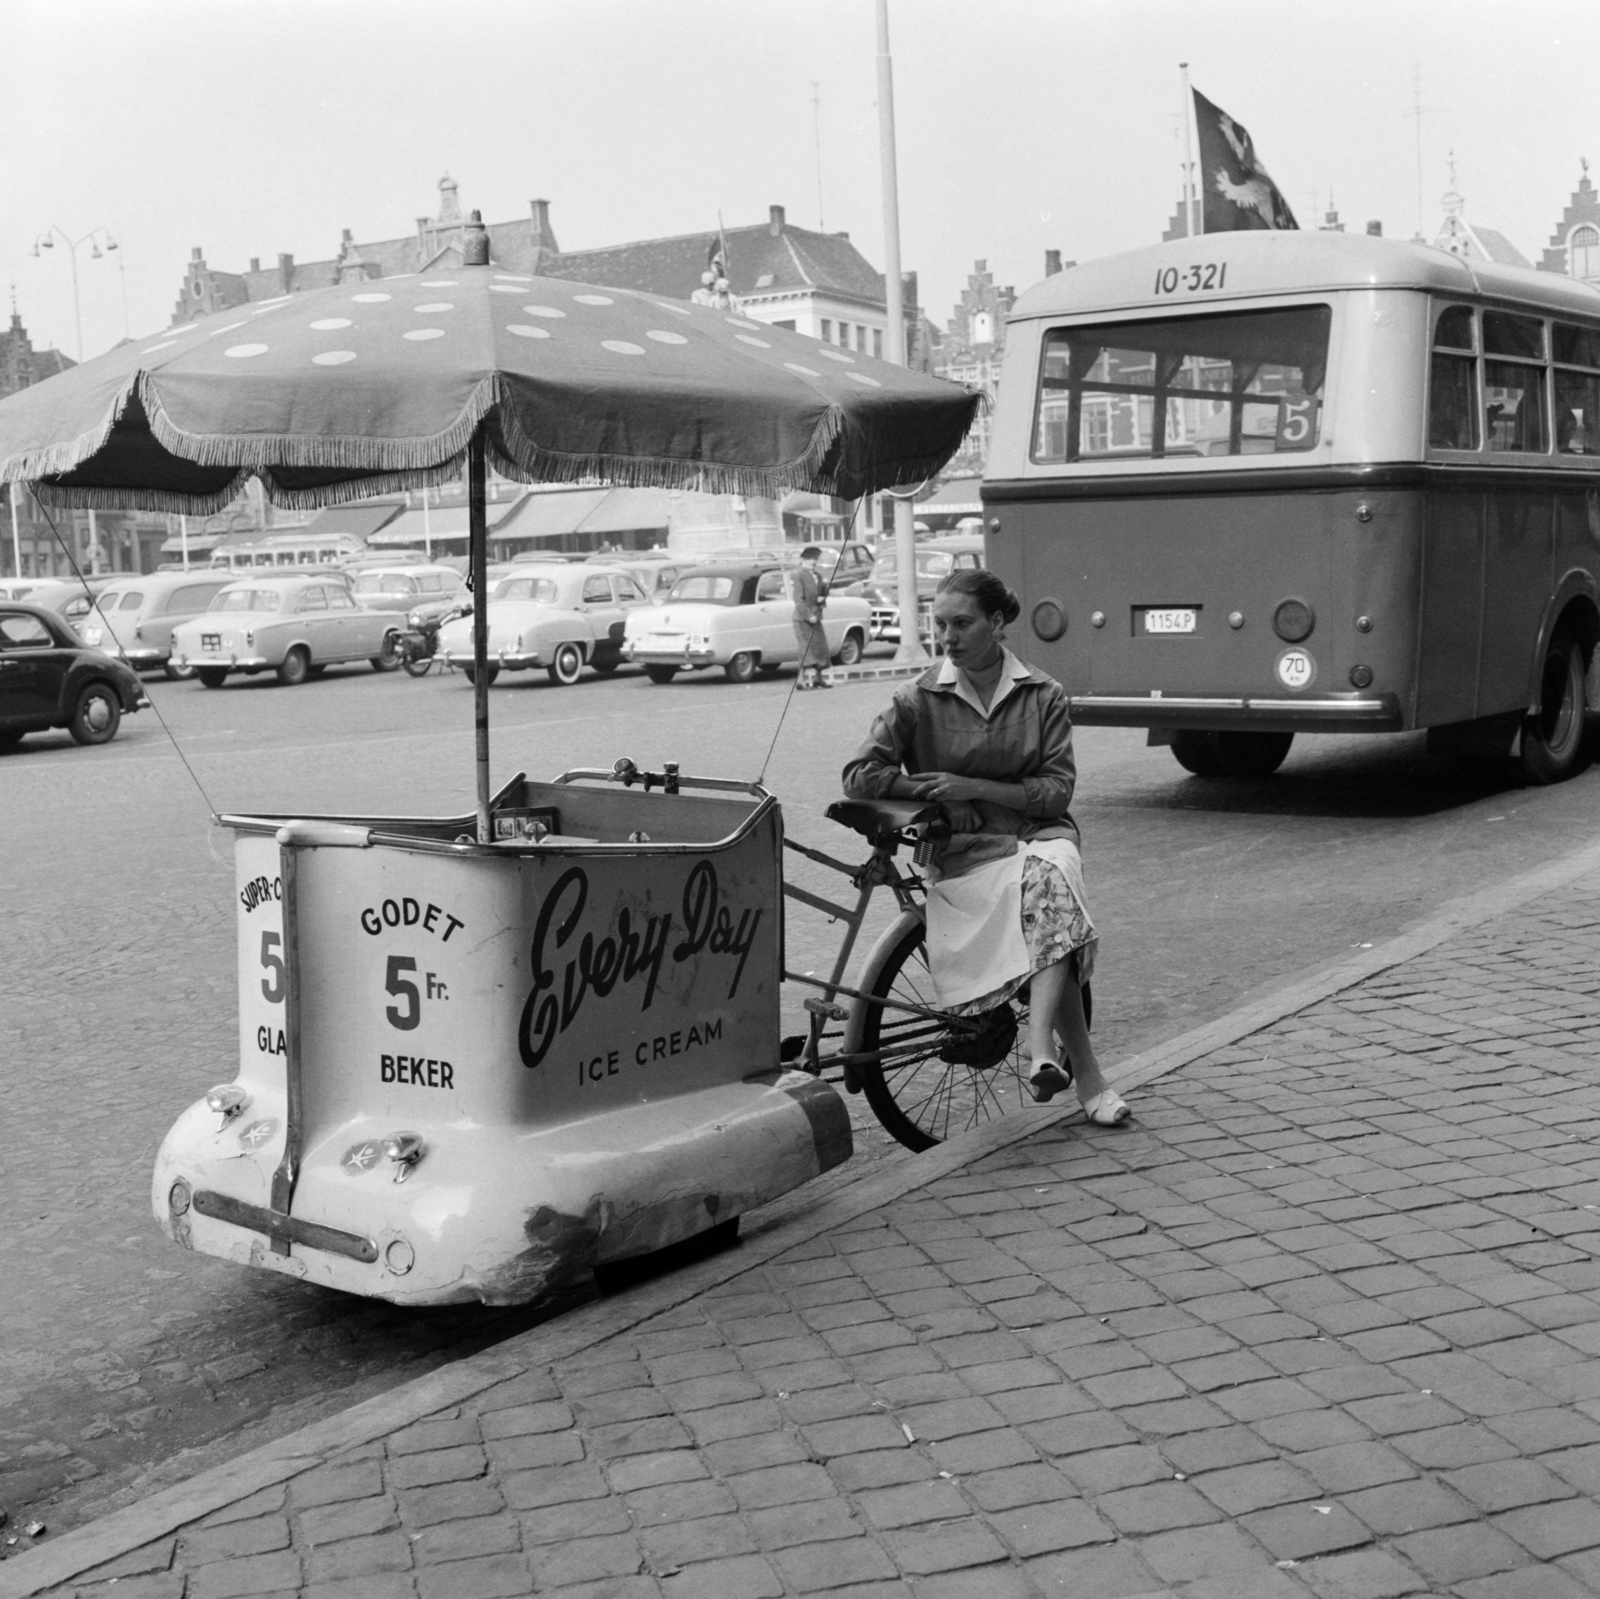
32 495 221 819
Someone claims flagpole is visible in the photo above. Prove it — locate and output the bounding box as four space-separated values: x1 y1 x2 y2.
9 481 21 578
1180 63 1198 238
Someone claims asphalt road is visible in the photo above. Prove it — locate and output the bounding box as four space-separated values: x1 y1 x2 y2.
6 649 1600 1537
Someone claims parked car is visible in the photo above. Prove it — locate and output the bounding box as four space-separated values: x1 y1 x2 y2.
622 564 872 683
0 576 113 626
436 563 652 686
349 564 468 624
583 551 688 603
77 571 236 678
863 534 985 641
774 540 877 597
0 602 147 748
169 574 403 688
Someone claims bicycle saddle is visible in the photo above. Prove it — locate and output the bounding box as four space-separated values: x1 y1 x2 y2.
826 798 946 839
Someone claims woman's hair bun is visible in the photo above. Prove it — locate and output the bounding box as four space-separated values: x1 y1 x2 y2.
935 567 1020 624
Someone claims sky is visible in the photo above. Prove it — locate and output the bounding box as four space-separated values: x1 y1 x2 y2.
5 0 1600 365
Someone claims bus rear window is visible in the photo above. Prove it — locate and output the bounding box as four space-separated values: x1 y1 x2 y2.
1033 306 1330 463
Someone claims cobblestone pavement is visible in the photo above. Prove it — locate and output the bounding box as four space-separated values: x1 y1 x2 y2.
12 867 1600 1598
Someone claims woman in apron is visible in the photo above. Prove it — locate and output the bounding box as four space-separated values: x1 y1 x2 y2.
841 568 1129 1125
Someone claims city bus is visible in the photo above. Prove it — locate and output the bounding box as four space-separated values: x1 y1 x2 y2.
207 531 367 571
982 231 1600 783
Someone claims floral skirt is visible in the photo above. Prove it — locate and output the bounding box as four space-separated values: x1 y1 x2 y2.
947 852 1097 1017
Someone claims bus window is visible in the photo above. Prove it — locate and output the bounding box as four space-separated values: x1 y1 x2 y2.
1553 323 1600 455
1482 310 1548 454
1428 305 1479 451
1033 306 1330 463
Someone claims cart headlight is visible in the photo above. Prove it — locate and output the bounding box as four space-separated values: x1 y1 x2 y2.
205 1084 249 1125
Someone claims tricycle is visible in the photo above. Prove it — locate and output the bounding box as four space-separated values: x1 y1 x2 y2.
152 759 1040 1305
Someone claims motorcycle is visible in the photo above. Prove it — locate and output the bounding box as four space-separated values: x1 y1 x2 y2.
398 598 469 677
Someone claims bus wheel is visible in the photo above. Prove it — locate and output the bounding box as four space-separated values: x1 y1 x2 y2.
1521 633 1589 785
1171 730 1293 778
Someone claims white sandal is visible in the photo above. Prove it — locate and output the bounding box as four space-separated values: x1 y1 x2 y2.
1078 1088 1131 1126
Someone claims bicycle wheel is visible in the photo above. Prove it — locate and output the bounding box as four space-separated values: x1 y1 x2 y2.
854 911 1033 1152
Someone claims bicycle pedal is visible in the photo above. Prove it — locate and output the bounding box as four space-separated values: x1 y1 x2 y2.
802 998 849 1021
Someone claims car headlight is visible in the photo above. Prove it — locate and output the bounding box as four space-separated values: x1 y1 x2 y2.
408 611 423 626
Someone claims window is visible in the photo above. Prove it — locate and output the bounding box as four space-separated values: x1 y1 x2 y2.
873 329 883 359
1483 311 1547 453
1429 304 1479 450
0 614 52 649
296 585 329 612
582 575 613 603
165 584 228 612
493 577 558 603
772 319 796 332
668 574 737 603
756 571 788 601
1033 306 1330 462
1573 226 1600 280
118 591 145 611
326 588 356 610
614 575 646 601
212 588 280 613
1553 321 1600 454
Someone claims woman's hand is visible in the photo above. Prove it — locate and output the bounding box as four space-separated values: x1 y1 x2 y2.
908 771 986 805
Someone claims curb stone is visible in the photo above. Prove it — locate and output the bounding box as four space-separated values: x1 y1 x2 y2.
7 831 1600 1597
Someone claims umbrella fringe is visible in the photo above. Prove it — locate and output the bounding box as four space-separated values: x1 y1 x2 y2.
31 476 253 517
0 382 139 486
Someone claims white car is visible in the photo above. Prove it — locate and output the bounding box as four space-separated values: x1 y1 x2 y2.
170 574 402 688
437 563 651 686
623 564 871 683
77 571 236 678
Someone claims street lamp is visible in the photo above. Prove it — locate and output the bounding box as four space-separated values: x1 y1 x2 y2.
30 225 117 362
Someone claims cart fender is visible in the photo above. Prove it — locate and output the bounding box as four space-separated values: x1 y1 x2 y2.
841 906 926 1063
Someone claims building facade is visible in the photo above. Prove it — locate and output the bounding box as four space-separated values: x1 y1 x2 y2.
170 177 931 372
1539 166 1600 284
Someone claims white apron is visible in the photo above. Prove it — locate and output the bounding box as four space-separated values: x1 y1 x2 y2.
925 837 1088 1008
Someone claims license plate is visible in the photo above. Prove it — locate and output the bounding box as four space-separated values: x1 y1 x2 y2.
645 634 683 651
1141 608 1196 635
201 633 222 651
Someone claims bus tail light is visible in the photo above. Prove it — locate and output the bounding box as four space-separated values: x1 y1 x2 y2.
1031 599 1067 642
1273 599 1315 642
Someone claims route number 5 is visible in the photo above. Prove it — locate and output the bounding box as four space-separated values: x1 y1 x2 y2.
386 956 421 1031
260 931 286 1003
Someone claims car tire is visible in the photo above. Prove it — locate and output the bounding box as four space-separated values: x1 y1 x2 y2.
834 630 865 667
724 651 758 683
277 647 311 687
164 661 196 681
370 632 402 673
0 729 25 750
548 642 585 686
644 665 679 684
197 667 229 689
591 658 620 675
68 681 122 746
463 663 500 687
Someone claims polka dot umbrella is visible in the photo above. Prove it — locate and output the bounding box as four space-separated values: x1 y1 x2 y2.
0 214 981 835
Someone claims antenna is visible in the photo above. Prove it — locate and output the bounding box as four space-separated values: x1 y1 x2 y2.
811 80 825 230
1405 64 1437 240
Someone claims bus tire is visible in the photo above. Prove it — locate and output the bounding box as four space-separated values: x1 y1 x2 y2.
1521 632 1589 785
1171 729 1293 778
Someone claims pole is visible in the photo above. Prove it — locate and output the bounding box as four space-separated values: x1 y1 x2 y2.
9 482 22 578
68 241 83 364
88 507 101 575
469 432 492 843
876 0 926 664
1180 63 1198 239
422 487 432 560
180 513 189 570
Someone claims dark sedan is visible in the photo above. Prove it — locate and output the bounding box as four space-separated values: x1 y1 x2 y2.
0 603 148 748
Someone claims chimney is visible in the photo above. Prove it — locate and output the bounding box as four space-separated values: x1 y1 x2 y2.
769 205 785 236
277 252 295 294
1044 249 1063 276
529 198 556 246
1366 220 1383 237
190 247 203 262
249 257 260 274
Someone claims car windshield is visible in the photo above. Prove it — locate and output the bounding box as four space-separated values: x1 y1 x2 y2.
869 551 958 582
667 574 740 603
492 576 559 603
211 588 282 613
352 573 416 595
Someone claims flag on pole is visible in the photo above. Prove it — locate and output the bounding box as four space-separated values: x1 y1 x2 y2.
1192 88 1297 232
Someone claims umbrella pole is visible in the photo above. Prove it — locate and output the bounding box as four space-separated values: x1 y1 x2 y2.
469 429 491 843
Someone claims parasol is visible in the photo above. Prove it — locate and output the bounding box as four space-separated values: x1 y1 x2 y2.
0 213 981 836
